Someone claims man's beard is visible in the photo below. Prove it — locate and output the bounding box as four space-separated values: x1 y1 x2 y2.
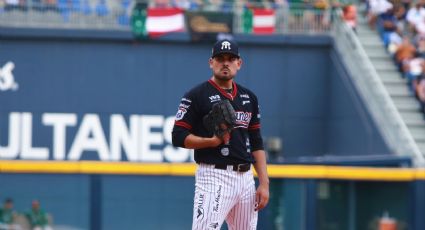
214 68 234 81
214 74 234 81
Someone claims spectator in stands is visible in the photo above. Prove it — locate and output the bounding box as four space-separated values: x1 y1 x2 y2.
117 0 131 25
220 0 235 12
415 19 425 37
416 74 425 113
378 6 399 47
342 4 357 31
95 0 109 16
202 0 239 12
4 0 26 11
0 0 4 13
404 56 423 92
80 0 92 15
394 4 406 32
405 1 425 33
32 0 58 12
287 0 307 31
0 198 20 230
367 0 393 29
395 36 417 70
25 200 52 230
44 0 57 9
369 0 425 115
71 0 82 12
313 0 330 30
416 35 425 58
400 0 412 13
31 0 43 11
171 0 202 10
57 0 70 22
386 30 403 54
154 0 170 8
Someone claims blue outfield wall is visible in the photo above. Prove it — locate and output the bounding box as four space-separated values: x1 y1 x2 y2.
0 29 390 162
0 173 195 230
0 28 403 229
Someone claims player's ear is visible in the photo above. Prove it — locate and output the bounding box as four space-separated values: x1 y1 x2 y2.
237 58 242 70
209 58 213 68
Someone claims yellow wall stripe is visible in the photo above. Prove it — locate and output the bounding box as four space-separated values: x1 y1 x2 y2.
0 160 424 181
416 169 425 180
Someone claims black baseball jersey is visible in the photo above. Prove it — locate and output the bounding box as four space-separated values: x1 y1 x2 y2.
172 79 264 165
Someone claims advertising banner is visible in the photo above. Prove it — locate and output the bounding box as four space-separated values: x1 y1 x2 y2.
185 11 233 42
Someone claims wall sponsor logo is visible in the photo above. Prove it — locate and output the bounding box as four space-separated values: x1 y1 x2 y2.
0 112 194 162
0 61 18 91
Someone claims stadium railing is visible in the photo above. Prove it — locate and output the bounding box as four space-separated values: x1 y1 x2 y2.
0 0 338 33
332 10 425 167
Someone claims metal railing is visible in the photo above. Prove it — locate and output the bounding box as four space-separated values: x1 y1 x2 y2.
0 0 133 30
331 11 425 167
0 0 336 33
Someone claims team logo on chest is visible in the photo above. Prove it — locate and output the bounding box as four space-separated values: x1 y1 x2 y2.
209 95 221 103
234 111 252 128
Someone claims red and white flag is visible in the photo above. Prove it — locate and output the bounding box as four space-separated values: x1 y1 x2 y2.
146 8 185 37
252 9 276 34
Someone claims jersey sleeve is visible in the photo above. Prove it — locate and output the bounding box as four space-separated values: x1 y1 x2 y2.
172 90 198 148
248 93 264 151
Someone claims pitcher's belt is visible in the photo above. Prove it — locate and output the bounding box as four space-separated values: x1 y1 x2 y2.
213 163 251 172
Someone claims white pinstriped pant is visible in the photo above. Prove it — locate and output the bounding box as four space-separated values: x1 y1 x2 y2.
192 164 257 230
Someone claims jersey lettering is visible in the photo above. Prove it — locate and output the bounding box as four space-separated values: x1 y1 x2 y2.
209 95 221 103
235 111 252 128
181 98 192 103
179 103 190 109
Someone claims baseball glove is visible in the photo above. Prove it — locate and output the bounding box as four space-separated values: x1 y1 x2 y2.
203 99 237 140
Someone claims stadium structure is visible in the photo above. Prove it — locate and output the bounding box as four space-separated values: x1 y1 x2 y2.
0 0 424 229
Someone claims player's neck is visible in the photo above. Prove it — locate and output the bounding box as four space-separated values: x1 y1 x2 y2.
211 77 233 90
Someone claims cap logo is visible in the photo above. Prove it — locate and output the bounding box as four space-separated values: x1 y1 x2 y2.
221 41 231 50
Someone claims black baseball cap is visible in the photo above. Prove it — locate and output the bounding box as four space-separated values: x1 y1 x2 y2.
211 39 240 58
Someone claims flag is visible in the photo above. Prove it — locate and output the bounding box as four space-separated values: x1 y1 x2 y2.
243 8 276 34
131 4 148 39
146 8 185 37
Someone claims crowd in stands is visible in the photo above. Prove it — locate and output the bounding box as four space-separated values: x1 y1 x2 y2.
0 0 131 25
365 0 425 115
0 0 284 12
0 0 344 24
0 198 52 230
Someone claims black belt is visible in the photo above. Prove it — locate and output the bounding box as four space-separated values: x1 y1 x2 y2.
214 163 251 172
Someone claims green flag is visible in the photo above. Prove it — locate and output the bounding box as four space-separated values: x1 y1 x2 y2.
131 5 147 39
242 8 253 34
